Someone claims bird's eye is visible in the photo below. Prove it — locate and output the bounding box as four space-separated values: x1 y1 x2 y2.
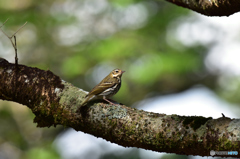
115 70 119 73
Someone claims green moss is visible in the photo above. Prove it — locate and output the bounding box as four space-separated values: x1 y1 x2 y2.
183 116 212 131
198 139 203 142
156 132 164 139
171 114 184 121
224 140 233 149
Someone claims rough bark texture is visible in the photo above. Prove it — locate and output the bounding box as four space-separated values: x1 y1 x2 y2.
166 0 240 16
0 57 240 157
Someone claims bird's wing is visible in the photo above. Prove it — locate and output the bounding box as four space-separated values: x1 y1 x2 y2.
88 81 116 96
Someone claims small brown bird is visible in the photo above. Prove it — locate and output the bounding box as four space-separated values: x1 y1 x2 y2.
82 68 125 106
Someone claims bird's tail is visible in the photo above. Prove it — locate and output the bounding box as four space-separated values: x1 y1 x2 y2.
81 94 95 106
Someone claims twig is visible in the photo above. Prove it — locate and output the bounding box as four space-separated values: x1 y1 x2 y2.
0 18 9 28
0 19 27 67
14 35 18 66
10 21 27 38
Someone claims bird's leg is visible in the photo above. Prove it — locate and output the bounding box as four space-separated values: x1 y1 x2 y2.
103 96 118 106
108 99 117 103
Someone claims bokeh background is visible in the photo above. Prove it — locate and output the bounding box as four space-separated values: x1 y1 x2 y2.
0 0 240 159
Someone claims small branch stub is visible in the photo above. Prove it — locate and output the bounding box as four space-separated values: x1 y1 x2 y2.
0 19 27 67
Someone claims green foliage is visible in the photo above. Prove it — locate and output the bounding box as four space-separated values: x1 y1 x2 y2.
62 55 89 77
25 146 60 159
0 106 28 150
110 0 137 7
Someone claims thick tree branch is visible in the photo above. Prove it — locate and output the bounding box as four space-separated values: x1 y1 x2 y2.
166 0 240 16
0 58 239 157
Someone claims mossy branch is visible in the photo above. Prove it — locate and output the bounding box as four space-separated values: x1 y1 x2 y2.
165 0 240 16
0 58 239 157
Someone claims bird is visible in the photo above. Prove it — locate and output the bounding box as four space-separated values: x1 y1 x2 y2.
82 68 125 106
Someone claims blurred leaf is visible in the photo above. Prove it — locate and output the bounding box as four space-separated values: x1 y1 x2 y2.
26 146 60 159
109 0 136 7
62 55 89 78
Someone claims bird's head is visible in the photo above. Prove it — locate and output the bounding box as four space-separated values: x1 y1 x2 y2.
111 69 125 78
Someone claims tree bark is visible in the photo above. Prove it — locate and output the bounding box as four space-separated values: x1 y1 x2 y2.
166 0 240 16
0 57 239 158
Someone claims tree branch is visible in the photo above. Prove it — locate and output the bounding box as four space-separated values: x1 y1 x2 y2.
0 58 239 157
165 0 240 16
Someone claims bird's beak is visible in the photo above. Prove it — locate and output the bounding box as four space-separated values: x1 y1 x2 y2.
121 71 125 74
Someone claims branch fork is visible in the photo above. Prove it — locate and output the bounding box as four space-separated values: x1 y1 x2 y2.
0 18 27 67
